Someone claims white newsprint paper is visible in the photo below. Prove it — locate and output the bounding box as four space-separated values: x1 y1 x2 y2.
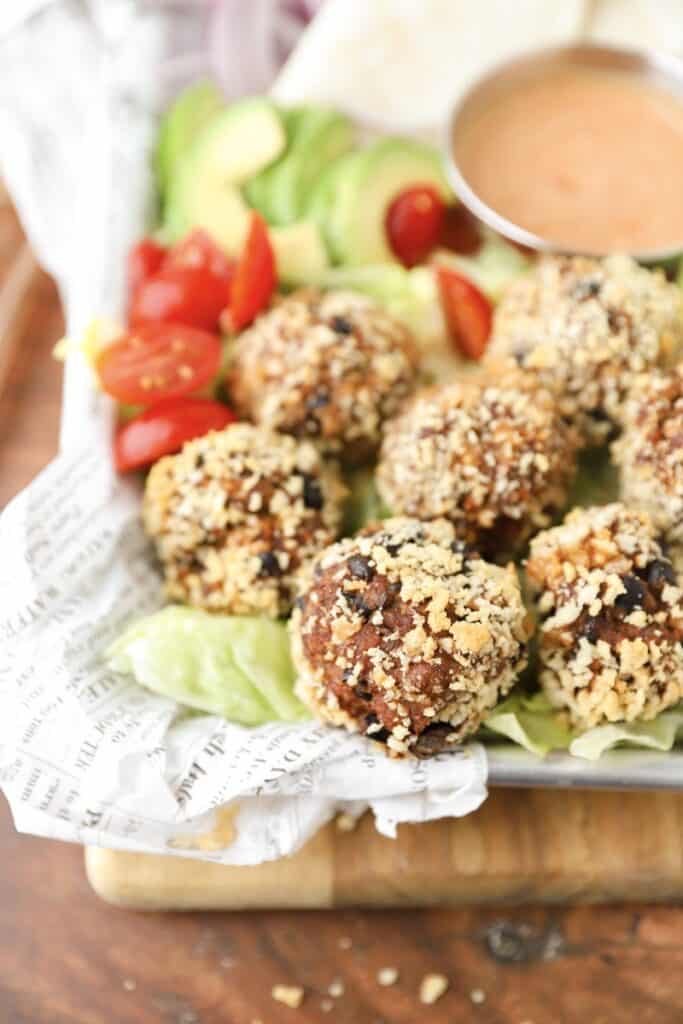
0 0 490 865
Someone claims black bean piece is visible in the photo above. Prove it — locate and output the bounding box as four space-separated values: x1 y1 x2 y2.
385 542 402 556
354 684 372 701
306 390 329 411
300 473 323 510
615 574 646 611
414 724 455 758
294 595 307 611
342 590 372 618
512 350 526 366
647 559 676 588
257 551 282 577
331 315 354 335
348 555 374 580
364 714 390 743
574 279 601 301
195 454 205 468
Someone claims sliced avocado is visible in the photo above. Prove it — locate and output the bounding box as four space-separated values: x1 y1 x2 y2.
163 98 286 253
243 107 306 222
155 80 224 202
268 108 355 226
303 151 359 261
328 138 452 265
270 221 329 286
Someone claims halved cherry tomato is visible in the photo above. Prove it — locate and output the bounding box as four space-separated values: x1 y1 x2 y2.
96 323 222 405
129 230 234 331
127 238 167 304
114 397 237 472
228 212 276 332
385 185 446 268
439 204 483 256
436 266 492 361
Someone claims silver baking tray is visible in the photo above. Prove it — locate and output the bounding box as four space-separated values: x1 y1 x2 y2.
487 745 683 789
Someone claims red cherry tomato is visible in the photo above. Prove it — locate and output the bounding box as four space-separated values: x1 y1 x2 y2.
436 266 493 361
439 204 483 256
229 212 276 332
127 238 167 304
385 185 446 268
129 231 234 332
96 323 222 405
114 397 237 472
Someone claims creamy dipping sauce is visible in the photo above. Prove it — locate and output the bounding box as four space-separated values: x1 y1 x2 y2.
454 66 683 253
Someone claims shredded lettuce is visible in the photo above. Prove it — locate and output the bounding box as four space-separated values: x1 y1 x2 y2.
482 692 573 756
569 708 683 760
107 606 308 725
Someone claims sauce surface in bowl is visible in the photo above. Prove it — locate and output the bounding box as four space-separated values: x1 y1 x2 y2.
454 66 683 254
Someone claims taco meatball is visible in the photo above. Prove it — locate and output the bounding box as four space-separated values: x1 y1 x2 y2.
613 364 683 561
526 503 683 730
376 371 578 560
291 517 530 757
228 290 418 464
143 423 345 617
489 254 682 442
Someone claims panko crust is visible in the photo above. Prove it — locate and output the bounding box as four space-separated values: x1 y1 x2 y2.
143 423 345 617
291 517 529 757
489 254 683 442
227 289 418 465
613 364 683 554
526 503 683 730
376 371 579 560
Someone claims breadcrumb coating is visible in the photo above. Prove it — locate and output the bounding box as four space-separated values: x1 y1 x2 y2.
376 371 578 560
143 423 345 617
291 517 530 757
227 290 418 465
489 254 683 442
614 364 683 556
526 503 683 730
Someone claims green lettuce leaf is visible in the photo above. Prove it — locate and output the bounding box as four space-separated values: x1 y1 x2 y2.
569 707 683 760
342 467 391 534
107 606 308 725
482 692 574 756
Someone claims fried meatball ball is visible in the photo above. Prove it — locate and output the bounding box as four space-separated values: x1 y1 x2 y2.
143 423 345 617
526 503 683 731
613 365 683 559
489 254 682 442
227 290 418 464
376 371 579 560
291 517 530 757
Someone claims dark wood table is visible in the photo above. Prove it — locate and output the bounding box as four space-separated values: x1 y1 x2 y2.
2 193 683 1024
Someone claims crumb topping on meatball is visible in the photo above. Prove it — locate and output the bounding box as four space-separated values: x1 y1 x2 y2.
613 364 683 554
376 371 578 559
228 290 418 464
489 254 683 441
526 503 683 730
291 517 529 757
143 423 345 617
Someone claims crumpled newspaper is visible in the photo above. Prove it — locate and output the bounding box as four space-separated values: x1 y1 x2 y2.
0 0 488 865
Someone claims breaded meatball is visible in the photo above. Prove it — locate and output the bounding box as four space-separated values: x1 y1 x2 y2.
227 290 418 464
526 503 683 731
143 423 345 617
291 517 529 757
613 365 683 559
489 254 682 442
376 371 578 560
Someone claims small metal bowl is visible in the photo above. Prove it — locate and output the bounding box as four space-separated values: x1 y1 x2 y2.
446 42 683 263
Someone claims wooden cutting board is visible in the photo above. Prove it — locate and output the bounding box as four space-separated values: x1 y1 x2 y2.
85 786 683 909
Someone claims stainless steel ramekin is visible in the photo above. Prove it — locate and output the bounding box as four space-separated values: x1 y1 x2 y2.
446 42 683 262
